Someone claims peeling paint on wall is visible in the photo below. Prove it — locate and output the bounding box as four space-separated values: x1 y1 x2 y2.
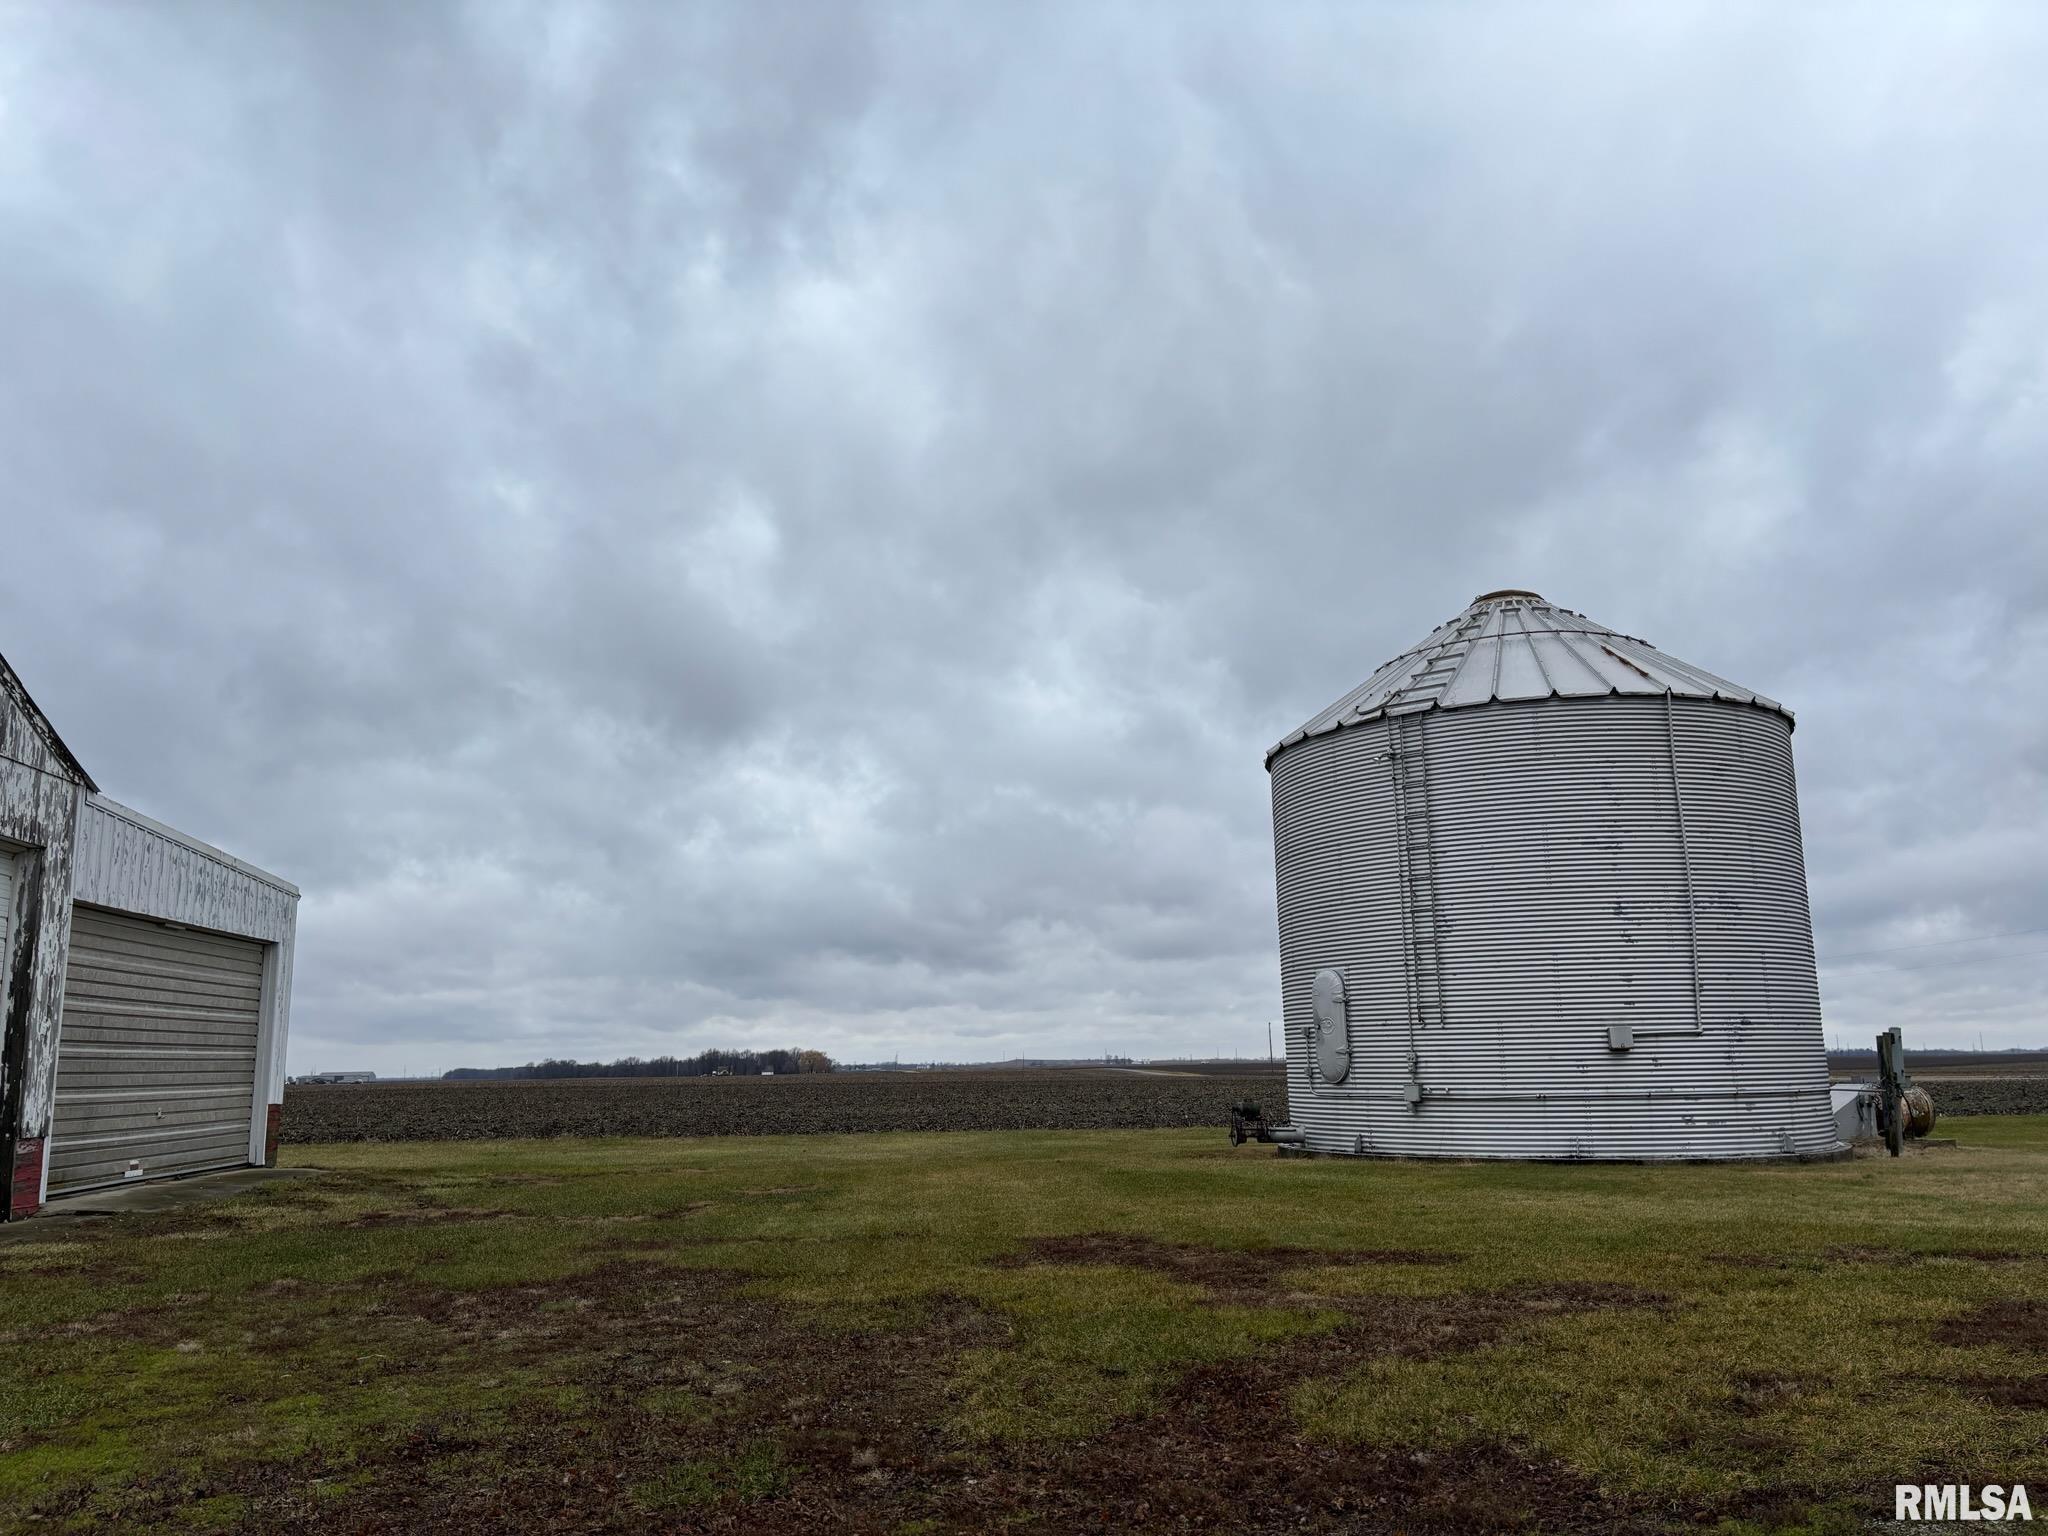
0 677 88 1176
73 798 299 940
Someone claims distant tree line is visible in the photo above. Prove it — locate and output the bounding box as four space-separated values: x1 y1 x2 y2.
444 1048 834 1081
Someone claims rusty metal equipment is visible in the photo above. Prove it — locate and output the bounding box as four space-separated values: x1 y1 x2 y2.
1229 1100 1303 1147
1901 1086 1937 1139
1874 1028 1936 1156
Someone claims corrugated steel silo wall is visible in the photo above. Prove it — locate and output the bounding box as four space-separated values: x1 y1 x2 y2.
1270 696 1837 1160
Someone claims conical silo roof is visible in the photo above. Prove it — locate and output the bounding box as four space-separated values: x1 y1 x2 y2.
1267 589 1789 766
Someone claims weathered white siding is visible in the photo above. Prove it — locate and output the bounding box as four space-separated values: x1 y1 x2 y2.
0 672 87 1167
73 798 298 942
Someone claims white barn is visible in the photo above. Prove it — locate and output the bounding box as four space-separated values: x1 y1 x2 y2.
1 653 298 1219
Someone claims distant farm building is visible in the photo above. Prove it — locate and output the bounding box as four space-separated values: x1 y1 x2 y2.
1267 590 1836 1161
294 1071 374 1085
1 653 298 1218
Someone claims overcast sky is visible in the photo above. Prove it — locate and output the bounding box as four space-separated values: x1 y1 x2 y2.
3 4 2043 1072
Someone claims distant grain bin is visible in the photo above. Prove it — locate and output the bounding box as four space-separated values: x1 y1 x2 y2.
1266 590 1839 1161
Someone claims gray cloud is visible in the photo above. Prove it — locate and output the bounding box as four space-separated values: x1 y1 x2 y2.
3 2 2042 1071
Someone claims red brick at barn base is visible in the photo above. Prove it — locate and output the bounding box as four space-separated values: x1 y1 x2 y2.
9 1139 44 1220
264 1105 281 1168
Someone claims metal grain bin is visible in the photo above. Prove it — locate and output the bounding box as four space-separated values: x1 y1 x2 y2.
1267 590 1839 1161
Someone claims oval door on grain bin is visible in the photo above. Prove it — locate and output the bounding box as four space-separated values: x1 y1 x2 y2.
47 906 265 1195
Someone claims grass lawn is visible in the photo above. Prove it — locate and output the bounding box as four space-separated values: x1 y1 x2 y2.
3 1119 2045 1534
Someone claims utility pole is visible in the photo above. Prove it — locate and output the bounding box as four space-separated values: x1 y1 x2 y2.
1267 1021 1273 1061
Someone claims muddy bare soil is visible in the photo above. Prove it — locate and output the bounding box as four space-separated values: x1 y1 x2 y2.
1921 1077 2048 1116
1830 1048 2048 1079
997 1231 1470 1286
1933 1298 2048 1357
283 1069 1287 1143
98 1245 1706 1536
286 1067 2048 1145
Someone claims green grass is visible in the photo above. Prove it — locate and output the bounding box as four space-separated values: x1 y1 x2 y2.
631 1440 787 1510
2 1118 2044 1532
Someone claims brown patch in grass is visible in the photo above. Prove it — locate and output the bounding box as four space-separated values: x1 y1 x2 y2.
86 1263 1002 1534
995 1231 1462 1302
0 1239 153 1294
39 1247 1694 1535
338 1205 520 1230
10 1262 101 1280
338 1275 1664 1532
1709 1246 2039 1274
1825 1244 2038 1266
947 1288 1677 1535
1934 1299 2048 1357
991 1233 1670 1350
1725 1369 1823 1418
1954 1374 2048 1410
1824 1244 1911 1265
1704 1251 1811 1271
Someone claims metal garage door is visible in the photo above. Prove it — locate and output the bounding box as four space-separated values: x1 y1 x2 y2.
48 906 263 1196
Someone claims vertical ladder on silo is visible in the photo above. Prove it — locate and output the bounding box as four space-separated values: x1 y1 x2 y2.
1382 604 1488 1106
1387 709 1448 1107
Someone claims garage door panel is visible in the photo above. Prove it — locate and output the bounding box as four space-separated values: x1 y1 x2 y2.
63 990 263 1024
50 908 266 1197
66 944 262 987
52 1059 258 1094
48 1134 252 1193
52 1073 256 1105
65 962 264 1005
53 1121 254 1163
66 953 263 993
68 909 267 966
57 1080 257 1109
55 1130 249 1179
57 1013 264 1048
58 1096 254 1132
56 1040 258 1065
65 962 262 1002
55 1094 259 1138
60 999 263 1031
61 998 262 1031
58 995 265 1031
66 919 266 963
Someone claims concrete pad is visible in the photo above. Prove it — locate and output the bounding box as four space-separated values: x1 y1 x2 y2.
0 1165 321 1243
